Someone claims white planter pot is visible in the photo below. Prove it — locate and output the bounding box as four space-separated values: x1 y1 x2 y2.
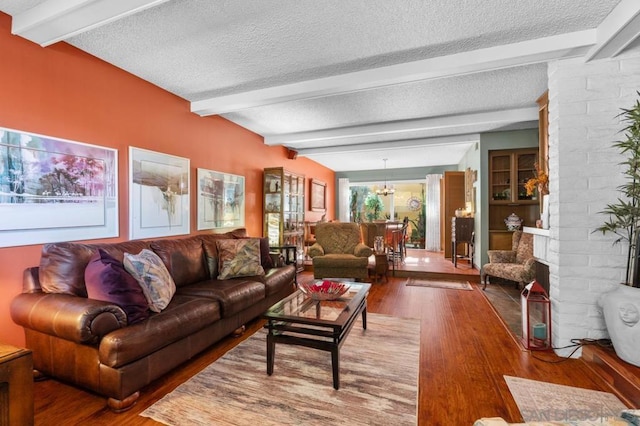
598 285 640 367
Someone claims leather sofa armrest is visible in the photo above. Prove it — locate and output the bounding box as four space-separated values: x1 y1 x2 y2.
10 292 127 345
487 250 516 263
308 243 324 258
354 243 373 258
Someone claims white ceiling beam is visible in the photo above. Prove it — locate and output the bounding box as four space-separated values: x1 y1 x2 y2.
12 0 170 47
295 134 480 156
191 30 595 116
265 108 539 146
585 0 640 61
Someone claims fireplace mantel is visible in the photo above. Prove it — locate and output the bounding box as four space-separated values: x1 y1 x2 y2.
523 226 550 265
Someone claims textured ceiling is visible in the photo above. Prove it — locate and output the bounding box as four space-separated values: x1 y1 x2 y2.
0 0 631 172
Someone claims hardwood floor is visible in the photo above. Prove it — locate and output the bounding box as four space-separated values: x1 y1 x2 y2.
31 262 623 425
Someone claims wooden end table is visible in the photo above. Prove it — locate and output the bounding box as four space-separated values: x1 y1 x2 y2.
0 344 33 426
369 252 389 284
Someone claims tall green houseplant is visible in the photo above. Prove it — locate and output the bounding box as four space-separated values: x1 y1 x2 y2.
364 193 384 222
595 94 640 287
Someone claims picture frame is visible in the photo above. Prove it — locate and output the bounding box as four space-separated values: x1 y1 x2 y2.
197 168 245 230
129 147 190 239
310 179 326 212
0 126 118 247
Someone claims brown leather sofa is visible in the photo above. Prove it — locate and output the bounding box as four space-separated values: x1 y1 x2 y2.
10 229 296 412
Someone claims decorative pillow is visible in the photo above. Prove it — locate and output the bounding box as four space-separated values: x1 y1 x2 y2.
216 239 265 280
85 249 150 325
123 249 176 312
241 236 274 269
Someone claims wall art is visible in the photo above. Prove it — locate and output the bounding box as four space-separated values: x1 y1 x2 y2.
129 147 189 239
197 168 245 230
0 126 118 247
310 179 326 212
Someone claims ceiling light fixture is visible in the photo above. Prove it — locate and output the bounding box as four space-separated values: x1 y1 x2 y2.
376 158 395 196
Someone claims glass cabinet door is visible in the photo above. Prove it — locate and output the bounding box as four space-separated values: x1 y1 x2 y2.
263 167 305 270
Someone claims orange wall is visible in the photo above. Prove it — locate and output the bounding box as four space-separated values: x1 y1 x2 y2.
0 13 335 347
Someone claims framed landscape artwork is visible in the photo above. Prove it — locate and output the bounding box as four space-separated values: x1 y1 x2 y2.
129 147 190 239
0 126 118 247
197 168 245 230
310 179 326 212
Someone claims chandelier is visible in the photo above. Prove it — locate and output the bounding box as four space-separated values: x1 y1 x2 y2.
376 158 395 196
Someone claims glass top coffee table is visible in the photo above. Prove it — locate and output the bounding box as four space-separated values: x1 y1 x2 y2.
263 281 371 389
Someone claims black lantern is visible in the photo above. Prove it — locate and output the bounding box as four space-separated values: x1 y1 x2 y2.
521 280 551 350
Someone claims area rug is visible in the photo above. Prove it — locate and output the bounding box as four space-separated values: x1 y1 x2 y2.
504 375 628 423
140 313 419 426
405 278 473 291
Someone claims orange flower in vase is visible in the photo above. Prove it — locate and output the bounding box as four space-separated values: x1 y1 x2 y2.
525 163 549 197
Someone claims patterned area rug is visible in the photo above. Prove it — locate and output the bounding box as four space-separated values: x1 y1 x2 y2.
405 278 474 290
141 313 419 425
504 376 628 423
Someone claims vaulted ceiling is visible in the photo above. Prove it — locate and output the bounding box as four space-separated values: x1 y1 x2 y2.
1 0 638 172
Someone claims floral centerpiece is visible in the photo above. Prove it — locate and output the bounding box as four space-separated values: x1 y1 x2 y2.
525 163 549 196
300 280 350 300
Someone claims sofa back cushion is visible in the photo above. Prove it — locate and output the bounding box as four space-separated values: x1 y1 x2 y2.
150 236 207 287
39 240 150 296
200 229 247 278
85 249 150 324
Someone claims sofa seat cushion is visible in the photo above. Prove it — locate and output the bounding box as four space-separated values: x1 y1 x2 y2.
263 264 296 296
313 254 369 268
99 294 220 368
177 279 265 317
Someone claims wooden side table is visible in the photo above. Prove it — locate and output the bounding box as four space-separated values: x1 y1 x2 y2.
368 252 389 284
0 344 33 426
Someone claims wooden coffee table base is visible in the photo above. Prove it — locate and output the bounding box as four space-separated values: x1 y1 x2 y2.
265 288 368 390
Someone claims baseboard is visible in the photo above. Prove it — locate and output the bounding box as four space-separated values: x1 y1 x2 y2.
581 344 640 408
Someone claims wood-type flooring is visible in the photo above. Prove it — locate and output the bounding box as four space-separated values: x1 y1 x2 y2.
30 254 625 425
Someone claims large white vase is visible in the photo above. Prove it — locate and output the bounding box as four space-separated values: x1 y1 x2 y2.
598 285 640 367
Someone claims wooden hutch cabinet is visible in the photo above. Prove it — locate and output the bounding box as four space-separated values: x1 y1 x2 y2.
263 167 305 270
488 148 540 250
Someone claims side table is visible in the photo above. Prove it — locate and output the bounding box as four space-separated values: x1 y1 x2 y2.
368 252 389 284
0 344 33 426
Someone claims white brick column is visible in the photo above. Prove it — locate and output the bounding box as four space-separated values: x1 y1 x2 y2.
547 52 640 356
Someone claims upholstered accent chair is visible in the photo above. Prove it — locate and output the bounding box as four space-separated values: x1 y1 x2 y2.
359 222 386 249
481 230 535 290
308 222 373 280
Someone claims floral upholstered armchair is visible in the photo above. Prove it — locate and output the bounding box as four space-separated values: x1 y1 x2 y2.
308 222 373 280
481 230 535 290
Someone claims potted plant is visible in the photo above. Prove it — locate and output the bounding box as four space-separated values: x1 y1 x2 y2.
595 94 640 367
594 94 640 287
364 193 384 222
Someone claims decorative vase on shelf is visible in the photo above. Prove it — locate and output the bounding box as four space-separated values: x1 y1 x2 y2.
541 194 550 230
504 213 523 231
598 285 640 367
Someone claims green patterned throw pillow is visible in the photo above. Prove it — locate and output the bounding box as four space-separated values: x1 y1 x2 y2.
216 239 265 280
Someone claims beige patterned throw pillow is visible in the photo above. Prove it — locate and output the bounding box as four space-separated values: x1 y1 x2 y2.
123 249 176 312
216 239 265 280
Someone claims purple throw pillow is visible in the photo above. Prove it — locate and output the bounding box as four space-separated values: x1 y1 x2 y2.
85 249 149 325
